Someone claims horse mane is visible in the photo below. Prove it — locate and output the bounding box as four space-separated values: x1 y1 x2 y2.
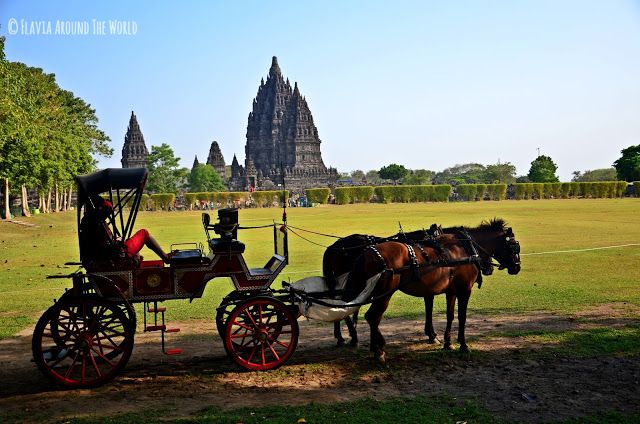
475 218 507 232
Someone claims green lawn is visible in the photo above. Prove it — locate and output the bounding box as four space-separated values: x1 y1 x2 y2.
1 199 639 339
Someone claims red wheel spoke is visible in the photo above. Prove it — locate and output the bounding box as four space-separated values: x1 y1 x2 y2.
261 342 266 365
64 351 81 379
243 309 258 328
232 320 254 332
266 340 280 360
274 339 290 349
88 350 102 377
246 344 258 363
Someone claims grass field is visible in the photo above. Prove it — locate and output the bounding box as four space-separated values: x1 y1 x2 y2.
1 199 640 339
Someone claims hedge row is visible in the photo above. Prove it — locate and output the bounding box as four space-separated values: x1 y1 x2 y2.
149 193 176 210
334 186 375 204
456 184 507 201
513 181 628 200
305 188 331 204
635 182 640 197
374 185 451 203
183 191 289 208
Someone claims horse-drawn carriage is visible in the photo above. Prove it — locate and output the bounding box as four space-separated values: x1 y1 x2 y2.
33 168 298 387
33 168 521 388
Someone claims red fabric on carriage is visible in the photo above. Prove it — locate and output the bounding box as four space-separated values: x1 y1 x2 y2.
123 229 150 257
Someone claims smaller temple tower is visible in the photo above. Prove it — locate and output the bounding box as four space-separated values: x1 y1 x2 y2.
206 141 226 177
121 111 149 168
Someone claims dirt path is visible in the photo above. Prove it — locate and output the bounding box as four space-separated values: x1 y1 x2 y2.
1 303 639 423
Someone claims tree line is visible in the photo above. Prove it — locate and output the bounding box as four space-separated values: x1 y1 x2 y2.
346 149 640 187
0 37 111 218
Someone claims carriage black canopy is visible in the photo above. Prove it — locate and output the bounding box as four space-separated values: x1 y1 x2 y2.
75 168 148 259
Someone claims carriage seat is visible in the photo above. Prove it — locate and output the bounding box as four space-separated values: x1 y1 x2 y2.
208 238 245 254
249 254 285 277
170 249 209 265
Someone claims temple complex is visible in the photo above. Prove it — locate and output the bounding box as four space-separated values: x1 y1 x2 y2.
121 111 149 168
230 56 336 190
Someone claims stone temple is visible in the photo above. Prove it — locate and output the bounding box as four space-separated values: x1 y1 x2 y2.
229 56 337 191
121 111 149 168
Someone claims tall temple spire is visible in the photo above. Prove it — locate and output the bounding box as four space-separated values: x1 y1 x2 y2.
121 111 149 168
269 56 281 76
206 140 226 177
192 155 199 171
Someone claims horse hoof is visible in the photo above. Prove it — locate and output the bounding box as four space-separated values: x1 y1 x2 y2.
443 343 453 350
348 339 358 348
459 345 469 354
336 340 345 347
427 337 440 345
375 352 386 364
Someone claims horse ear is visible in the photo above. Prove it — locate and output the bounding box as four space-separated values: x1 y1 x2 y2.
506 227 514 236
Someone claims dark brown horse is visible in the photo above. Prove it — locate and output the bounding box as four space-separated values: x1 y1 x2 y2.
344 219 520 360
323 226 442 346
324 225 496 346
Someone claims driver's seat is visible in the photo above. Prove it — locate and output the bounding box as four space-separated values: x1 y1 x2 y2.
202 212 245 254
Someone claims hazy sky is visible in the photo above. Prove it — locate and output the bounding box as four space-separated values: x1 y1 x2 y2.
2 0 640 181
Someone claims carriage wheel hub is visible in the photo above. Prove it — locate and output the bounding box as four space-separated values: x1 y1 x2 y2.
256 328 269 342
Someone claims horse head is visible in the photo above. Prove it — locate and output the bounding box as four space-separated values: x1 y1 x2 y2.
493 227 521 275
467 219 521 276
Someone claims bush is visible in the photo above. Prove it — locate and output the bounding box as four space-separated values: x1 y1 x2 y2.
305 188 331 204
543 183 553 199
569 182 580 198
514 184 526 200
532 183 543 199
434 185 452 202
184 192 198 209
335 187 351 205
615 181 628 197
560 183 571 198
457 184 477 201
140 194 150 210
150 193 176 211
373 185 450 203
412 185 435 202
549 182 561 198
351 186 374 203
475 184 487 201
634 181 640 197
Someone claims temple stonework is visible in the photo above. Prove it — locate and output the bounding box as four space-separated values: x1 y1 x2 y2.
230 56 336 191
206 141 226 177
121 111 149 169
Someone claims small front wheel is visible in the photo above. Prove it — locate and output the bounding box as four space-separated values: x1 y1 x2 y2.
224 297 298 371
32 297 134 388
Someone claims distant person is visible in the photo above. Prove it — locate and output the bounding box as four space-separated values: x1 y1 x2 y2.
80 196 170 265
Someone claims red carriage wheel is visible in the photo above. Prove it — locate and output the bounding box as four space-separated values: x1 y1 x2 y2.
32 297 134 388
224 297 298 371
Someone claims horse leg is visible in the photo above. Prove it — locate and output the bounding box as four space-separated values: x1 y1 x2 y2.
443 292 456 350
334 321 346 346
424 295 439 344
457 290 471 353
365 297 391 362
346 310 359 347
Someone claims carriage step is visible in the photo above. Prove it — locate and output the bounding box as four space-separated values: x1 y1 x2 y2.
148 306 167 313
165 328 180 333
165 348 183 355
145 325 166 332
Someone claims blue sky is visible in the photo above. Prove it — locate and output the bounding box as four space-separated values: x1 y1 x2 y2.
2 0 640 181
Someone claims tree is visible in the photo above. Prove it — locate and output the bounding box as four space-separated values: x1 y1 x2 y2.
365 170 381 185
378 164 408 184
527 155 559 183
434 163 485 184
483 162 517 184
146 143 188 193
350 170 365 183
0 36 110 218
572 168 618 182
613 145 640 182
404 169 435 185
189 164 226 192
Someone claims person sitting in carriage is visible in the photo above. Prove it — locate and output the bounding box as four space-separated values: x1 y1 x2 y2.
80 195 170 266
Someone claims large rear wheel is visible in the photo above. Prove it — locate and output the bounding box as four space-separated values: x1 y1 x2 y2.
224 297 298 371
32 297 134 388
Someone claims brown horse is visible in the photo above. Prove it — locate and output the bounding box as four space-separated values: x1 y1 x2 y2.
324 225 495 346
344 219 520 360
323 227 442 346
